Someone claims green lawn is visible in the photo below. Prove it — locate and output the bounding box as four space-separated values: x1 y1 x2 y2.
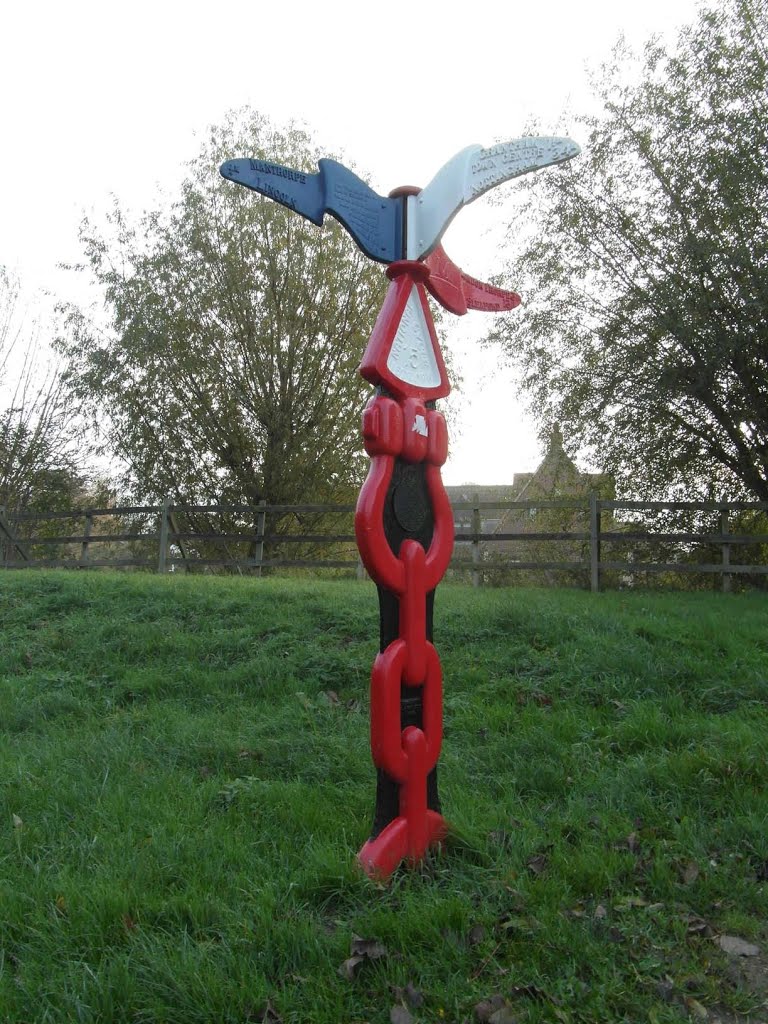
1 572 767 1023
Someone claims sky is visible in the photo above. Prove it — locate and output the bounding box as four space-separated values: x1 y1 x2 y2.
1 0 700 487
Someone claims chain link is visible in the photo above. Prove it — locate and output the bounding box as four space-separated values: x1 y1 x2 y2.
355 318 454 877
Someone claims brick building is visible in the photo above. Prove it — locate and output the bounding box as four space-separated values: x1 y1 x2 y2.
447 425 613 578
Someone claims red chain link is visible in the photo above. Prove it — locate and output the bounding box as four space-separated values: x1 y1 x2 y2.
355 265 454 878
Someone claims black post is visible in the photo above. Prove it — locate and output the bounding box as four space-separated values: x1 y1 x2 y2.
590 491 601 593
369 443 441 839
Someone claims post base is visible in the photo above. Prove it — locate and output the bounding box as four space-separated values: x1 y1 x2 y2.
357 810 447 881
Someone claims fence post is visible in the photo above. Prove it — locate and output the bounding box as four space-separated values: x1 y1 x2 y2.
167 508 189 572
472 492 481 588
720 507 732 593
157 499 171 574
0 506 30 565
254 499 267 577
589 491 601 593
80 511 94 568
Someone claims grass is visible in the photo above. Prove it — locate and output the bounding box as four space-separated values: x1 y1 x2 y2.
1 571 767 1023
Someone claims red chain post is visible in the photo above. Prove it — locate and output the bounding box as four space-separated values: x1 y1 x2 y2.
219 137 579 882
355 258 454 880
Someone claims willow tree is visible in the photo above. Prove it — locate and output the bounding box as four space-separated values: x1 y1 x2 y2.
489 0 768 501
0 267 86 514
61 111 387 511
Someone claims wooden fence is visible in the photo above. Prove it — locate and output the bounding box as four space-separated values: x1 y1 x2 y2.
1 496 767 592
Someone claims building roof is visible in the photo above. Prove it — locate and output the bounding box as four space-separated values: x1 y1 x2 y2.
447 424 613 532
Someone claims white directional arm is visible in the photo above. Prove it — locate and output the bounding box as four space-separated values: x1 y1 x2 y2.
406 136 581 261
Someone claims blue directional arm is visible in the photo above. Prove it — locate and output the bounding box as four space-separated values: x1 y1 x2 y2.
220 157 402 264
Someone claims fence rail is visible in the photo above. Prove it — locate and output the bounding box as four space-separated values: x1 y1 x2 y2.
1 496 767 591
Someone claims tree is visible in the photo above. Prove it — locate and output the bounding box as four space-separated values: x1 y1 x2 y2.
488 0 768 501
0 267 87 514
60 111 388 514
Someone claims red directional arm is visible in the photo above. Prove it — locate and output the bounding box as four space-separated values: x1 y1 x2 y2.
423 244 521 316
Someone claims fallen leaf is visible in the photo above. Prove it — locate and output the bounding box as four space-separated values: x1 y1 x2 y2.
684 996 708 1019
681 913 712 936
350 935 387 960
594 904 607 920
681 860 700 885
717 935 760 957
392 981 425 1008
655 978 675 1003
489 829 511 848
502 887 527 908
54 895 67 915
615 896 649 911
404 982 424 1008
499 916 537 933
468 924 486 946
489 1007 521 1024
614 832 640 854
509 984 550 1002
474 995 507 1022
256 1000 283 1023
340 933 388 980
122 913 137 932
390 1007 414 1024
338 955 365 981
681 974 706 992
12 814 22 829
526 853 548 876
322 690 340 706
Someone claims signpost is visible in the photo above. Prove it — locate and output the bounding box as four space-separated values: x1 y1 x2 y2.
221 136 580 879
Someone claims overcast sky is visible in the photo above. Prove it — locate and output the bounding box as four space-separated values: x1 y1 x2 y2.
1 0 700 485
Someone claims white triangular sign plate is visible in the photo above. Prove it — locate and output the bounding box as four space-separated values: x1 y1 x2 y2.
385 285 441 388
